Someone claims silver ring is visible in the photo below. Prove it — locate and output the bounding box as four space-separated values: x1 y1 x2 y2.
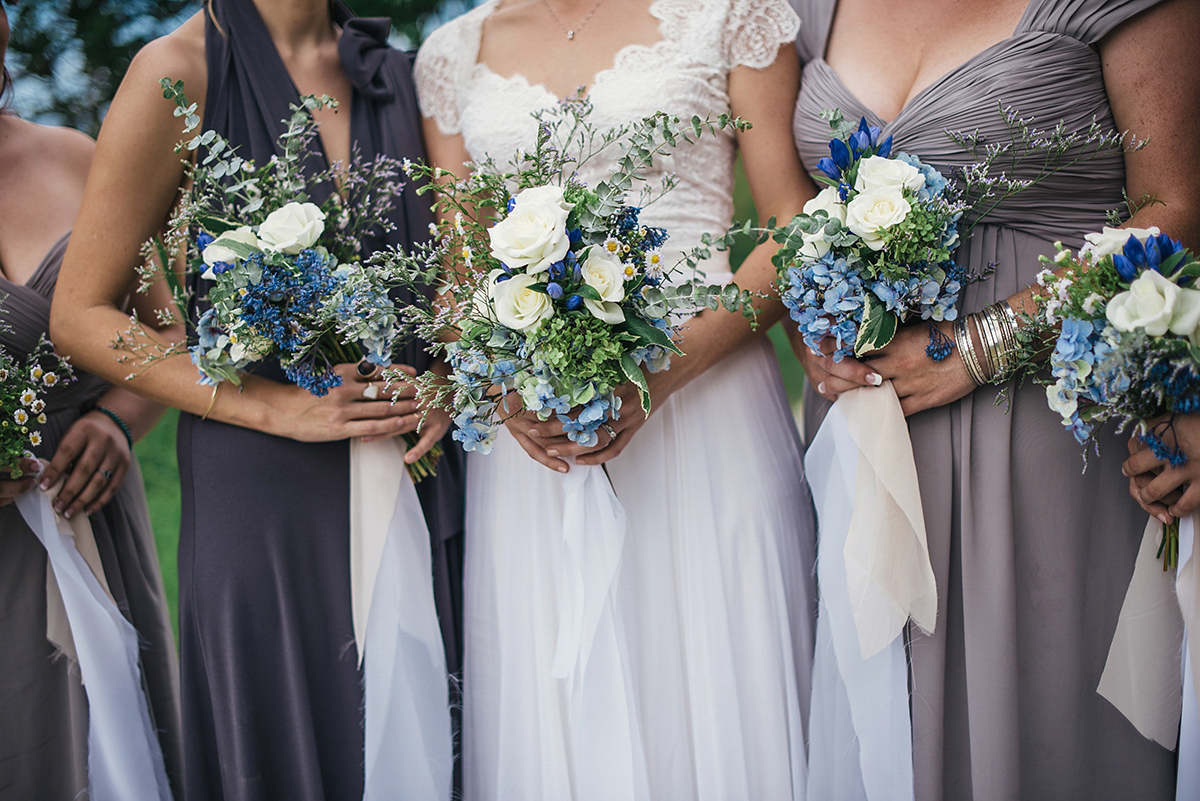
362 382 381 400
99 468 113 481
601 423 617 441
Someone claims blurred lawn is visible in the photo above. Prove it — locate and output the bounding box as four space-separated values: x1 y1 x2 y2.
134 161 807 633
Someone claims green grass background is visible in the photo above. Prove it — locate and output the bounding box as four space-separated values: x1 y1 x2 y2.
136 163 807 633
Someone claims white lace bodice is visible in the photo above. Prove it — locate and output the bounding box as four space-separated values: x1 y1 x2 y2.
415 0 799 282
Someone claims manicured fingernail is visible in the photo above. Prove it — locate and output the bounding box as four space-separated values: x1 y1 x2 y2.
39 479 50 491
546 449 559 457
529 429 542 438
817 381 827 394
63 509 73 519
867 372 883 386
557 465 568 473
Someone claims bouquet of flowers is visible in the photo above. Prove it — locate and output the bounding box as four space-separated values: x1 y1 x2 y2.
1022 227 1200 566
384 96 759 453
118 80 438 478
0 334 74 478
774 112 968 360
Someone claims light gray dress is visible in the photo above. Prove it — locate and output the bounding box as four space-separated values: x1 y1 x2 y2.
791 0 1178 798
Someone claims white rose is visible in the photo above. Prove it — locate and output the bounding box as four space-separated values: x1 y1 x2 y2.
803 186 848 222
513 185 573 213
579 248 626 324
257 202 326 254
491 272 554 332
1106 269 1184 336
845 186 911 251
1171 287 1200 344
202 226 260 277
853 156 923 194
799 187 848 259
488 196 571 275
1081 226 1162 259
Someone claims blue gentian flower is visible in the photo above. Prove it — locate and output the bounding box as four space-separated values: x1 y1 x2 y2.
566 294 584 310
547 282 564 299
196 232 215 252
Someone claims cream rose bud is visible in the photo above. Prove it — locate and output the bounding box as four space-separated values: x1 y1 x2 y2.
1081 226 1162 259
488 198 571 275
257 202 326 254
845 186 911 251
853 155 924 194
202 226 260 277
581 248 626 303
491 272 554 332
1106 269 1183 336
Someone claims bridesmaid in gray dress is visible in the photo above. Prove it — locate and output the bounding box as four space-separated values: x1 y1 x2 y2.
0 4 182 796
790 0 1200 798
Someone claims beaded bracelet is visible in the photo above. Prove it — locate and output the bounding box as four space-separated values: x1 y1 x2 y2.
94 406 134 450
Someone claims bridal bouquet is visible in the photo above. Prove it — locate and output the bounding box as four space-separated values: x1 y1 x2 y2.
0 335 74 478
777 113 967 360
1020 227 1200 565
118 79 438 478
385 96 759 453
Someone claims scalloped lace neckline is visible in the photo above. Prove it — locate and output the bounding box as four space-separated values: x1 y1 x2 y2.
469 0 680 100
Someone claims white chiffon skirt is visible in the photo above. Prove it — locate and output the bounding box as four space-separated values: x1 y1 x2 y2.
462 337 817 801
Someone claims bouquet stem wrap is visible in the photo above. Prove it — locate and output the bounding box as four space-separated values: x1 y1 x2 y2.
1099 513 1200 786
16 482 172 801
349 438 452 801
804 383 937 801
551 461 648 799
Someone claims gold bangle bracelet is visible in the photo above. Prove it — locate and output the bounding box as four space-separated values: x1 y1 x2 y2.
201 383 220 421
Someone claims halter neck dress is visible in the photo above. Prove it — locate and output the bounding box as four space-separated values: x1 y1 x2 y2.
791 0 1177 798
177 2 464 798
0 235 183 800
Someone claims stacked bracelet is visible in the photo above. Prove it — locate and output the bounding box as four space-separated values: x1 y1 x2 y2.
953 302 1021 386
953 317 987 386
94 406 134 450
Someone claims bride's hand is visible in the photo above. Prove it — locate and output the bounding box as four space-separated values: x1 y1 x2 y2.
0 458 41 508
867 321 976 416
251 361 411 442
788 325 882 402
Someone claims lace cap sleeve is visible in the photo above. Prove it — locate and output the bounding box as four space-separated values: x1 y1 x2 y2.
414 22 467 135
1019 0 1168 45
722 0 802 71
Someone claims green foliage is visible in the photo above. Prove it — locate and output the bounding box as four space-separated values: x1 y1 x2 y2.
6 1 197 135
529 313 627 403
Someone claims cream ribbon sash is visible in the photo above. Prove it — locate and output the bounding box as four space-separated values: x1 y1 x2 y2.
550 461 649 800
350 438 452 801
17 482 172 801
1099 513 1200 799
804 382 938 801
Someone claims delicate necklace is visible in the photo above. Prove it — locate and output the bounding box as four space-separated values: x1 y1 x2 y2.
540 0 606 40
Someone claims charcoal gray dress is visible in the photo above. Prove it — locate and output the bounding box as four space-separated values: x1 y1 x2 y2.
792 0 1178 798
0 235 183 800
176 2 465 799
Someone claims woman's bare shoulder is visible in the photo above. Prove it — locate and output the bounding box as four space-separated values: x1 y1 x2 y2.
122 10 208 108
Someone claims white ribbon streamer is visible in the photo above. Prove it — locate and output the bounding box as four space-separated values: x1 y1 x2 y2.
350 438 452 801
1098 518 1186 749
805 393 919 801
549 461 650 800
16 485 172 801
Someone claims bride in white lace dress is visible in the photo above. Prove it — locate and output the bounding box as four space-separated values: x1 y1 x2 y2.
416 1 816 797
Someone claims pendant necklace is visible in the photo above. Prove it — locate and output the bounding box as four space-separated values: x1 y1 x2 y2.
540 0 606 40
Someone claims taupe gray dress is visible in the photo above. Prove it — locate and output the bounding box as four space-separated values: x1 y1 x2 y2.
792 0 1178 798
0 236 182 800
